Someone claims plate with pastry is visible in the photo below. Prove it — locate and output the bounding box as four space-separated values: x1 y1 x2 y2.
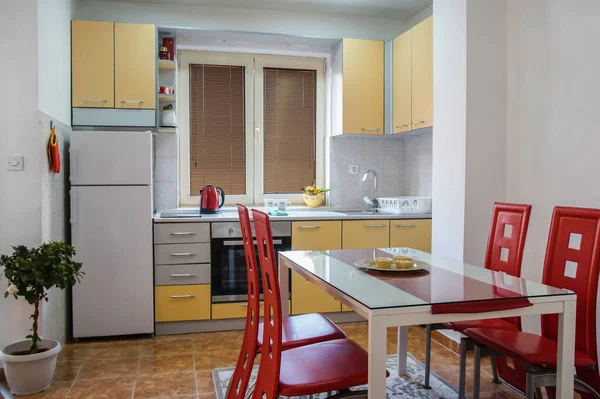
354 256 428 272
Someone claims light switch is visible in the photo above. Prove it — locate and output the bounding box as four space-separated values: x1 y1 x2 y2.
7 156 24 171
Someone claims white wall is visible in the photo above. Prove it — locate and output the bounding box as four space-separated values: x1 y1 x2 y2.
431 0 467 262
505 0 600 282
74 0 408 40
38 0 74 125
0 0 42 357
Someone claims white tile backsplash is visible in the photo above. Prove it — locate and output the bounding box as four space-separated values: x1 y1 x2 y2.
329 129 432 208
154 133 178 210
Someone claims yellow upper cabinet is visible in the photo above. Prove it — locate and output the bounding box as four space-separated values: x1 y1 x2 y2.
115 23 156 109
342 39 385 135
71 21 115 108
392 30 412 134
392 16 433 133
411 17 433 129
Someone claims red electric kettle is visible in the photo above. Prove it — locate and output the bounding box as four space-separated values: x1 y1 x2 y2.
200 185 225 214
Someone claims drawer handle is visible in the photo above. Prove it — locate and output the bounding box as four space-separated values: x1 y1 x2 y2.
120 100 145 104
298 226 320 229
240 303 248 307
170 273 196 277
361 127 380 132
396 224 416 228
170 232 195 236
170 295 195 299
170 252 195 256
224 239 282 246
365 224 387 228
412 120 425 125
395 124 409 129
83 99 108 103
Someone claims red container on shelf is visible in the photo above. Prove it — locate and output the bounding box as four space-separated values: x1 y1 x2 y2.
163 38 174 61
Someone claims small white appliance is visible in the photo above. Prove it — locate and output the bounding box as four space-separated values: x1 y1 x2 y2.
70 131 154 338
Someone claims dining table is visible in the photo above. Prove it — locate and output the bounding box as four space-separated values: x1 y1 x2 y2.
278 247 577 399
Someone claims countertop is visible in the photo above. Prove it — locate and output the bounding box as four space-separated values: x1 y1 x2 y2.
153 207 432 223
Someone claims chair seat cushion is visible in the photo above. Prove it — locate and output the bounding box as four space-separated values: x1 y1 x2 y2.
444 318 519 332
278 338 370 396
464 328 596 368
258 313 346 351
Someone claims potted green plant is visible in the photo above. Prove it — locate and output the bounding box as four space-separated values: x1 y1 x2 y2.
0 242 83 395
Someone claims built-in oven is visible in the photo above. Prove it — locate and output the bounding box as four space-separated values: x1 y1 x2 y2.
211 221 292 303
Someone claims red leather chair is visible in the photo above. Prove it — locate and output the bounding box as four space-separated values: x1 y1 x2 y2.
251 209 373 399
465 206 600 399
226 205 347 399
424 202 532 396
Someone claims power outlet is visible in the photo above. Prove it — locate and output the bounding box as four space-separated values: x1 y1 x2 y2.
349 165 359 174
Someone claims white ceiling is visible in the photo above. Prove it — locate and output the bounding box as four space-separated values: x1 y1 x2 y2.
96 0 432 19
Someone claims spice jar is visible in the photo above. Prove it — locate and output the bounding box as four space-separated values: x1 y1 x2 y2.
159 47 169 60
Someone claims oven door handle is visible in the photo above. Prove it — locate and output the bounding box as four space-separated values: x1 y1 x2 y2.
223 239 283 246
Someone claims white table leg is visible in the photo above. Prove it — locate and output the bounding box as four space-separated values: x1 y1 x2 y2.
397 326 408 376
279 256 289 318
368 315 388 399
556 298 576 399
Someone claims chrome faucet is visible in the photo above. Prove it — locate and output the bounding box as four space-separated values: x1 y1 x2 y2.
362 169 378 207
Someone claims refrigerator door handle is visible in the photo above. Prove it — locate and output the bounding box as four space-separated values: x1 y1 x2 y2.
69 148 76 183
70 189 77 224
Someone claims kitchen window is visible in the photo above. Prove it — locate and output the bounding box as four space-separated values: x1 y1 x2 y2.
179 52 325 205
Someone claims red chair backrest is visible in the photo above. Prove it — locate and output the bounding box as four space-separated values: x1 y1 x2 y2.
251 209 283 399
485 202 532 275
226 205 261 399
541 206 600 393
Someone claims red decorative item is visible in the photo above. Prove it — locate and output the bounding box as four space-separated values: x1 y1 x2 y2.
158 46 169 60
162 38 174 61
47 123 60 173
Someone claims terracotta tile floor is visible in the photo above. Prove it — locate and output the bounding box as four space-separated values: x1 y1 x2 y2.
0 323 525 399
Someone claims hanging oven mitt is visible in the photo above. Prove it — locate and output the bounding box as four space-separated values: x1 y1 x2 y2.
47 126 60 173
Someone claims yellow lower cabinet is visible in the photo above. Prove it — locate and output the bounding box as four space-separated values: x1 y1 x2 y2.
389 219 432 252
291 271 342 315
155 285 210 322
212 301 263 319
342 220 390 249
292 221 342 250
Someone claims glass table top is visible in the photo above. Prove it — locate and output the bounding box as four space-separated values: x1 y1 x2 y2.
279 248 572 310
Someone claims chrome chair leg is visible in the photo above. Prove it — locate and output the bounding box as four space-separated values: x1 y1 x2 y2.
525 372 537 399
458 338 468 398
424 324 432 389
473 345 482 399
490 354 500 384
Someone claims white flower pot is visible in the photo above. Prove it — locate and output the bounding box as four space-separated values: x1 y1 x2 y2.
1 339 61 395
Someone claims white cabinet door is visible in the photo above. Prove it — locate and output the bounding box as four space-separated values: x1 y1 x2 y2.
71 185 153 337
70 131 152 185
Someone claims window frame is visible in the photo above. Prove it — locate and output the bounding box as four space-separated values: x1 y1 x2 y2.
179 51 255 206
179 51 326 206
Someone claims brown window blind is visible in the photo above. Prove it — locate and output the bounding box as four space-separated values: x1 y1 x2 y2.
189 64 246 196
264 68 316 194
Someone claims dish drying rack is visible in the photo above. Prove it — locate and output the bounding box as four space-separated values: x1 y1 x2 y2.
375 197 432 214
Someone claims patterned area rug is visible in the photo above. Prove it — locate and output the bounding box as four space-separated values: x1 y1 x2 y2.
213 353 458 399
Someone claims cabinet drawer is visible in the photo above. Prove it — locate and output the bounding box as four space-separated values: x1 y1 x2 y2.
390 219 432 252
342 220 390 249
292 221 342 250
155 285 210 322
155 264 210 286
154 243 210 265
212 301 263 320
154 223 210 244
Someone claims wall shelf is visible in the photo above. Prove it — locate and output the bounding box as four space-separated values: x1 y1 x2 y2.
158 94 176 102
158 60 176 69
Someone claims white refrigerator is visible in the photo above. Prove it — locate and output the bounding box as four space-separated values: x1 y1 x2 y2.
70 131 154 338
